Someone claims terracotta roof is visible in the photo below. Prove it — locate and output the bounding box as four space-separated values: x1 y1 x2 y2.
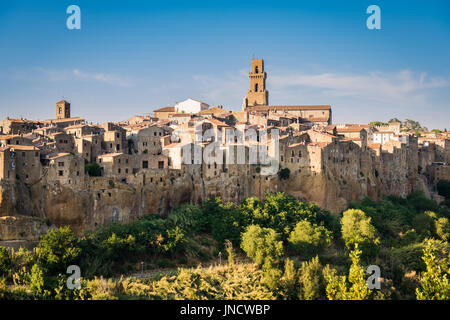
48 153 70 160
0 147 10 152
310 130 338 138
368 143 381 149
336 127 366 133
98 153 123 158
170 113 193 118
303 117 330 122
308 142 331 148
154 106 175 112
198 107 228 115
7 145 40 151
45 117 84 123
64 124 88 130
0 135 22 140
247 105 331 111
206 119 233 128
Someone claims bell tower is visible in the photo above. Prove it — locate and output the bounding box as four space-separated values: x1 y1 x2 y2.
246 59 268 108
56 100 71 119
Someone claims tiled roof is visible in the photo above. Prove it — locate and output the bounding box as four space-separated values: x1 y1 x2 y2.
7 144 40 151
154 106 175 112
248 105 331 111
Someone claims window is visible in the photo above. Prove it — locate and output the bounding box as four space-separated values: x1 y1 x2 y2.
22 152 25 157
58 170 63 176
158 161 164 169
142 161 148 169
116 133 120 139
255 66 259 73
255 83 258 92
118 168 121 174
58 162 64 167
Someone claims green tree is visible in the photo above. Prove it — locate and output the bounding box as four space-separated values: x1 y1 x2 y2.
437 180 450 199
369 121 388 127
29 264 45 297
224 240 235 267
298 256 326 300
416 241 450 300
324 244 372 300
37 226 82 274
288 220 333 256
278 168 290 180
435 217 450 242
86 162 102 177
0 247 11 278
241 225 284 268
341 209 378 249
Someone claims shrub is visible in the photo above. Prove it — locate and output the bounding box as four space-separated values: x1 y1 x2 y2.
37 226 82 274
435 217 450 242
278 168 290 180
416 240 450 300
0 247 11 278
298 256 326 300
437 180 450 199
86 163 102 177
341 209 378 249
288 220 333 256
324 244 372 300
241 225 284 268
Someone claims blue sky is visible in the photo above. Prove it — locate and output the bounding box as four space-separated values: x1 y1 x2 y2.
0 0 449 129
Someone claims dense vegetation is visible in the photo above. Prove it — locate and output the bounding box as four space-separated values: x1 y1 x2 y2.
0 192 449 300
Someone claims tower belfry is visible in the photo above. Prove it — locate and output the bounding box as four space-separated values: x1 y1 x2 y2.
246 59 269 107
56 100 71 119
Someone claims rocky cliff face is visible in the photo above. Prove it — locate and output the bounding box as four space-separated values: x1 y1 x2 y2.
0 154 429 240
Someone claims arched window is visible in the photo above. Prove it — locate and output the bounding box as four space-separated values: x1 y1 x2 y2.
255 83 258 92
255 66 259 73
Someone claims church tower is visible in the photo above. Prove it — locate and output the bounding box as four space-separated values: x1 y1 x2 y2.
246 59 269 108
56 100 71 119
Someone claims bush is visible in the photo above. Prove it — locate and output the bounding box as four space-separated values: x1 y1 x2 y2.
416 240 450 300
288 220 332 256
0 247 11 278
241 225 284 268
37 227 82 274
86 163 102 177
437 180 450 199
298 256 326 300
341 209 378 249
436 217 450 241
278 168 290 180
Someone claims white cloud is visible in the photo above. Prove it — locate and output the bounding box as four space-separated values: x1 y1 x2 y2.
191 68 449 114
269 70 448 105
35 67 134 87
72 69 134 87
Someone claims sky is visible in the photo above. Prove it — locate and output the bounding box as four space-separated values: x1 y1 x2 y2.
0 0 449 129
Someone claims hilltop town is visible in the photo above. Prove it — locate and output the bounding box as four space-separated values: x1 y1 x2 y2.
0 59 449 246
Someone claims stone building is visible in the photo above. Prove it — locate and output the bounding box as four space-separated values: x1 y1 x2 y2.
245 59 269 107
